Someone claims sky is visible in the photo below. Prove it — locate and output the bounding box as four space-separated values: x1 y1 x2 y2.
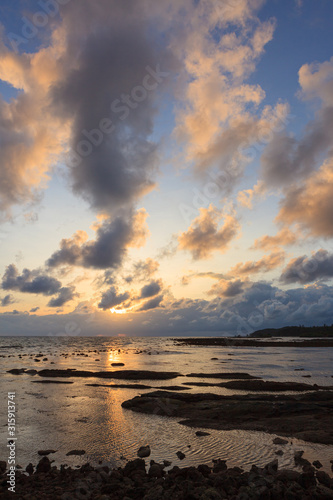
0 0 333 337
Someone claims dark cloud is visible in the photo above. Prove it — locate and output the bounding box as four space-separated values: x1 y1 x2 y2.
280 250 333 284
98 286 130 310
138 294 164 311
0 294 15 306
2 264 61 296
51 0 176 214
47 287 77 308
140 280 161 298
260 107 333 188
47 209 149 270
30 307 40 313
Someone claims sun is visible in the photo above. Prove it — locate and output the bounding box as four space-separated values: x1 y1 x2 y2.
110 308 127 314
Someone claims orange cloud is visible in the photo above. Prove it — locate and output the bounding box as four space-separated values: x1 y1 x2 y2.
229 251 286 276
276 160 333 238
178 205 240 259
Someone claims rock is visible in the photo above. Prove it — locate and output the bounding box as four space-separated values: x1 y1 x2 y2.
212 459 227 473
294 450 311 467
7 369 25 375
137 445 151 458
148 463 164 478
220 379 322 392
273 437 288 445
163 460 172 467
316 470 332 487
38 449 57 456
314 484 333 499
25 463 34 475
264 458 278 475
313 460 323 469
195 431 211 436
36 456 51 473
43 358 48 361
275 450 284 456
211 358 218 360
37 369 181 380
121 390 333 445
66 450 86 456
186 372 260 379
176 451 185 460
25 370 37 375
111 363 125 366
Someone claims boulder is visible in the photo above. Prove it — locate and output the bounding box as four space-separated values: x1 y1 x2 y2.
137 445 151 458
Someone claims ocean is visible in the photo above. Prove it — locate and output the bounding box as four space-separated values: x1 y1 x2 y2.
1 336 333 473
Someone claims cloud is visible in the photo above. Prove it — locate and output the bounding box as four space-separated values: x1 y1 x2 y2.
1 264 61 296
174 2 277 188
126 258 159 283
47 286 77 308
276 160 333 238
140 280 161 298
30 307 40 313
138 294 164 311
261 57 333 190
237 181 266 209
230 251 286 276
252 228 300 251
98 286 130 310
47 209 149 270
208 279 248 298
178 205 240 259
280 250 333 284
0 294 15 306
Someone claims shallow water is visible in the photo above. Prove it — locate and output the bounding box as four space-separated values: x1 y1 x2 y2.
1 336 333 473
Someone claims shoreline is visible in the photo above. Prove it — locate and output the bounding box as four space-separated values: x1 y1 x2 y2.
1 454 332 500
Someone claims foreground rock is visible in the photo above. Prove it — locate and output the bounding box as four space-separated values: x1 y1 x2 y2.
122 390 333 444
0 456 332 500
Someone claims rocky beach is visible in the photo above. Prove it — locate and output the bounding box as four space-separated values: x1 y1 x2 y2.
1 336 333 499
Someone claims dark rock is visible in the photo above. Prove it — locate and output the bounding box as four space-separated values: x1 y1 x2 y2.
7 369 25 375
163 460 172 467
36 456 51 473
273 437 288 445
111 363 125 366
195 431 211 436
37 369 181 380
38 450 57 456
25 370 37 375
137 445 151 458
121 390 333 445
211 358 218 360
316 470 332 487
66 450 85 456
275 450 284 456
313 460 323 469
25 463 34 475
212 459 227 473
148 463 164 478
220 379 324 392
176 451 185 460
186 372 260 379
